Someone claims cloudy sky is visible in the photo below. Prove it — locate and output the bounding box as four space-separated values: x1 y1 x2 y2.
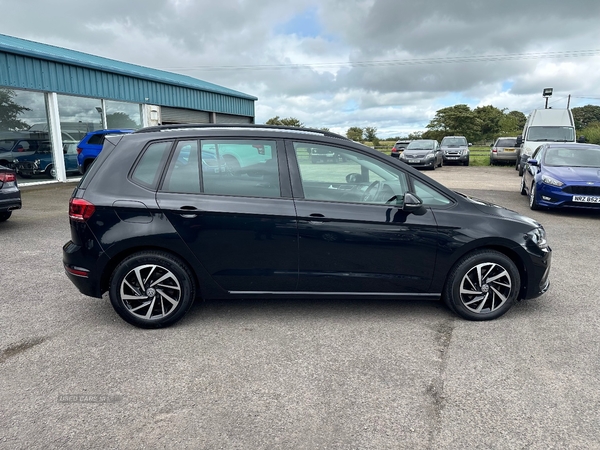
2 0 600 138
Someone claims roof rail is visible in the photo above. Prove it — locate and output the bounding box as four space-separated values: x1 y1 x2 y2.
135 123 350 141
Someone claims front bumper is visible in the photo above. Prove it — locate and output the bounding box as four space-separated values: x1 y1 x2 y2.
400 157 436 168
522 245 552 300
534 182 600 210
443 153 468 162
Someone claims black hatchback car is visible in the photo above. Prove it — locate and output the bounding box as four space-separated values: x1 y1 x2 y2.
0 164 21 222
63 125 551 328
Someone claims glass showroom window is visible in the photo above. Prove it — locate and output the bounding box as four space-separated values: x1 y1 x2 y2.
57 94 103 142
105 100 142 130
0 88 53 182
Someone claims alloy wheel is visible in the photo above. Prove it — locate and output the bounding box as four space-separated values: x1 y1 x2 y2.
459 262 512 313
119 264 182 320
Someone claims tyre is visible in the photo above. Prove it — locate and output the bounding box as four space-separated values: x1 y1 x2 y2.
443 250 520 321
0 211 12 222
519 176 527 195
529 182 540 210
109 251 196 328
464 158 470 166
46 165 56 179
518 162 524 177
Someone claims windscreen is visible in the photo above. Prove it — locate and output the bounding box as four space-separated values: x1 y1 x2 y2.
527 127 575 142
441 137 467 146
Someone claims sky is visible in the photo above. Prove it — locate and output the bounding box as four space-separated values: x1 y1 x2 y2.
2 0 600 138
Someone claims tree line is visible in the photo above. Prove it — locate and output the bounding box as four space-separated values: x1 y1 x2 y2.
266 104 600 145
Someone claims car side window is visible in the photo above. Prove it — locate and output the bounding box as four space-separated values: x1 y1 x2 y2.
293 142 409 205
201 140 281 198
412 178 452 207
88 134 105 145
131 141 172 189
162 140 201 193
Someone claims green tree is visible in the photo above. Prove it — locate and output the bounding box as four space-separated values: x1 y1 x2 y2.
426 104 480 143
265 116 304 127
499 110 527 135
407 131 423 140
346 127 363 141
364 126 378 142
0 88 31 131
572 105 600 130
473 105 504 142
106 112 138 129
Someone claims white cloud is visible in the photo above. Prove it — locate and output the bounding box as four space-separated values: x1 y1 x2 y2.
2 0 600 138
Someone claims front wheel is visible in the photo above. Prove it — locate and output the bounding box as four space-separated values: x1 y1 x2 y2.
443 250 520 321
46 165 56 179
109 251 196 328
529 183 540 210
464 158 470 166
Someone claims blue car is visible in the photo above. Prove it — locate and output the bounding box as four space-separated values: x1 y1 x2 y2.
77 129 134 174
520 143 600 210
14 141 80 178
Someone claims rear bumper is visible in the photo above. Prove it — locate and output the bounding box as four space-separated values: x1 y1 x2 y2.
490 153 517 162
63 239 107 298
0 188 22 212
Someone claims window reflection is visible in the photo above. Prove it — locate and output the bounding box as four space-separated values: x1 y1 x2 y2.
106 100 142 129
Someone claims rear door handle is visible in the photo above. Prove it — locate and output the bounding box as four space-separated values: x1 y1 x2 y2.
179 205 198 219
308 213 325 224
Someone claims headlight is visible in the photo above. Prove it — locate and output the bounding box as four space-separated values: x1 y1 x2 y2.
541 175 564 187
426 153 434 159
399 153 406 159
526 227 548 251
13 158 19 163
34 159 41 168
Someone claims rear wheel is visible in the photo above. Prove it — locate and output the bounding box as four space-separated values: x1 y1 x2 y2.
109 251 196 328
46 165 56 179
518 162 525 176
0 211 12 222
443 250 520 321
519 176 527 195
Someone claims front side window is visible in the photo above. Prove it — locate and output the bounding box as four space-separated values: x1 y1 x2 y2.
412 178 452 207
293 142 409 205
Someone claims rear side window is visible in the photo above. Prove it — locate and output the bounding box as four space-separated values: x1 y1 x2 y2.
131 141 172 189
201 140 280 198
87 134 105 145
162 140 201 193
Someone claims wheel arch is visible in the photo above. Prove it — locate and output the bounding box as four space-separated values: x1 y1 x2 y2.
441 244 528 300
100 245 202 298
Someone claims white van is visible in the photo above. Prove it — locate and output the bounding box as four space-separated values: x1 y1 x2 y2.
516 108 576 175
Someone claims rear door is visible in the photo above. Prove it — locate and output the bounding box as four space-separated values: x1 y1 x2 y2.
156 138 299 293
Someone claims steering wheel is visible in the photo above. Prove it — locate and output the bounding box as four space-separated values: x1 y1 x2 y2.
362 180 382 203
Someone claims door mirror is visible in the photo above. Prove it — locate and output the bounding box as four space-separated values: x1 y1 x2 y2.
403 192 426 215
528 159 539 167
516 136 523 146
578 135 586 143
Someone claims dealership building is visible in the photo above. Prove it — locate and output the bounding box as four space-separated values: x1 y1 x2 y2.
0 33 257 183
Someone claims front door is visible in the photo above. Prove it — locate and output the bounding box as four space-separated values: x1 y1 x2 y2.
289 141 442 294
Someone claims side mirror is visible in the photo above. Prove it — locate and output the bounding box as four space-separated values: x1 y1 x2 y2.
345 173 364 183
528 159 539 167
403 192 426 215
489 143 494 147
468 143 472 147
578 135 586 143
516 136 523 146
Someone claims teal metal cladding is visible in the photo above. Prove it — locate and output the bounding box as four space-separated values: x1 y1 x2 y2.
0 36 255 117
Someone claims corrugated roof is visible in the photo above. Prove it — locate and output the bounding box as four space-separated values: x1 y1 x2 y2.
0 33 257 101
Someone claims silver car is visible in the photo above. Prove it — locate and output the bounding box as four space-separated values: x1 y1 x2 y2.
490 137 518 165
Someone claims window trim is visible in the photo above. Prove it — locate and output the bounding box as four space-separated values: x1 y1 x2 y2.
128 139 175 191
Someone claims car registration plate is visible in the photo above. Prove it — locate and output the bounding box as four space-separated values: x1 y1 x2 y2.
573 195 600 203
504 148 515 152
409 159 419 163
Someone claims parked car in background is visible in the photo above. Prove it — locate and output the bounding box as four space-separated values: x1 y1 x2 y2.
441 136 470 165
398 139 442 169
63 124 551 328
520 143 600 210
0 164 21 222
515 108 576 176
0 131 77 169
77 129 134 174
390 140 411 158
490 137 518 165
14 141 79 178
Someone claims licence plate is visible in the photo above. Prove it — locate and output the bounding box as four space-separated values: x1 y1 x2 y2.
573 195 600 203
409 159 420 163
503 148 515 152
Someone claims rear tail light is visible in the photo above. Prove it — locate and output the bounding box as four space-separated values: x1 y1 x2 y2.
76 147 82 154
0 172 16 182
391 146 398 153
69 198 96 222
492 147 498 153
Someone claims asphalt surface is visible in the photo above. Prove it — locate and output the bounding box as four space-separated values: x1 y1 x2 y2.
1 166 599 449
